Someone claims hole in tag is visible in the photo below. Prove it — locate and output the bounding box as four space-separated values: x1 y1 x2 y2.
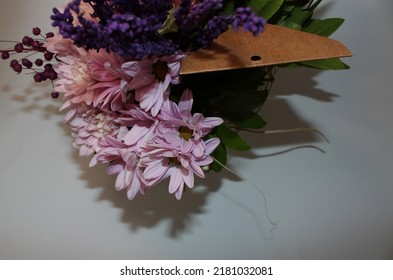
250 55 262 61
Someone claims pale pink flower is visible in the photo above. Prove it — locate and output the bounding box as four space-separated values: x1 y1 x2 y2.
55 49 128 110
158 89 223 157
142 138 220 199
140 90 223 199
121 54 186 116
44 33 76 56
94 136 148 200
69 107 125 161
54 48 94 105
87 49 129 110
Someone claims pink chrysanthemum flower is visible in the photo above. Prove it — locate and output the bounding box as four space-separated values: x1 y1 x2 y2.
158 89 224 157
55 49 128 110
94 136 148 200
121 54 186 116
44 33 76 56
69 107 126 161
142 138 220 199
140 90 223 199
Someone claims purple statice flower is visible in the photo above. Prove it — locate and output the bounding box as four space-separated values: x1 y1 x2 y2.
193 15 233 48
232 6 266 36
176 0 223 33
121 54 186 116
52 0 180 58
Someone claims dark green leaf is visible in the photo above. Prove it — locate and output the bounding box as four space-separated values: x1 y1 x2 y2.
217 124 251 151
221 110 267 129
210 142 227 172
259 0 284 20
285 7 311 26
249 0 268 14
222 0 235 15
303 18 345 37
301 58 349 70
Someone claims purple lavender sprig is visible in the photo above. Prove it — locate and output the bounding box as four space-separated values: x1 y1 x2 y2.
232 6 266 37
51 0 266 57
52 0 179 59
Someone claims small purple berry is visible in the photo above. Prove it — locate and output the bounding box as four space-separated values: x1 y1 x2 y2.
46 32 55 38
35 58 43 66
32 27 41 36
1 51 10 60
51 91 59 99
31 40 41 49
22 36 33 46
44 52 54 61
22 58 33 69
11 62 22 73
46 69 57 80
14 43 24 53
10 59 18 67
44 63 53 70
34 73 44 82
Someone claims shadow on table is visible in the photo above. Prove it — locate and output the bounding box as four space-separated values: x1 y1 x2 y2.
73 152 241 238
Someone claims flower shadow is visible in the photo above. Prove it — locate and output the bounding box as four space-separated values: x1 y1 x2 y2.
6 81 63 119
71 150 236 238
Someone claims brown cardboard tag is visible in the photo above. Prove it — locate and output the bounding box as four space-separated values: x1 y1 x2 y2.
180 24 352 75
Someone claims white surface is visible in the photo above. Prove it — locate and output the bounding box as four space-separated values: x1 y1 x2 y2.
1 0 392 259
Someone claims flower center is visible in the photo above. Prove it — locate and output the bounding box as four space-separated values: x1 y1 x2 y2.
152 60 168 82
93 113 117 138
170 157 181 166
178 126 193 141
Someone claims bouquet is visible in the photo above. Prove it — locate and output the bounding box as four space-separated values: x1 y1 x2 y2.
0 0 351 201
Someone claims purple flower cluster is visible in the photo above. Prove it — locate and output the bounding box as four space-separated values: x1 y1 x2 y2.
233 7 266 36
51 0 266 58
51 0 180 59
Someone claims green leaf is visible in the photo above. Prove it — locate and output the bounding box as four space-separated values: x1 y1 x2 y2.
281 63 301 69
221 110 267 129
279 21 302 30
301 58 350 70
222 0 236 15
158 6 178 35
249 0 268 14
216 125 251 151
259 0 285 20
210 142 227 172
303 18 345 37
285 7 311 26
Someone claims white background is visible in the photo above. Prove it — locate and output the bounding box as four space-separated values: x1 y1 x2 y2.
0 0 392 259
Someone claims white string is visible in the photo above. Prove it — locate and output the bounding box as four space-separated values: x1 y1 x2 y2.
210 156 277 227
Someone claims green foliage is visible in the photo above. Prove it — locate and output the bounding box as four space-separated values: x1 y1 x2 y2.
216 124 251 151
210 142 227 172
221 110 267 129
303 18 345 37
300 58 350 70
